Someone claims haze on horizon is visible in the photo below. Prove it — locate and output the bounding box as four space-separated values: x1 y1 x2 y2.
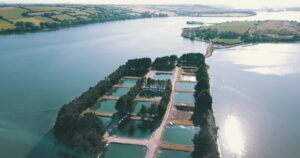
1 0 300 9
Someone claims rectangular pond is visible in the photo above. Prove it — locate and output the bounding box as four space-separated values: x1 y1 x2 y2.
180 75 196 82
162 125 200 146
153 72 173 80
94 99 117 113
98 116 112 127
119 78 138 87
133 101 158 114
174 92 195 104
176 82 196 91
102 143 146 158
109 87 129 97
157 149 192 158
110 119 160 139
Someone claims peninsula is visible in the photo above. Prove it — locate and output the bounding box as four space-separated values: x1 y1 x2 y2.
53 53 219 158
182 20 300 45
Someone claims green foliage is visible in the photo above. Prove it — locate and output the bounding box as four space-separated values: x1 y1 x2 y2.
115 78 144 115
157 80 172 118
124 58 151 76
54 57 151 157
178 53 205 67
152 55 178 71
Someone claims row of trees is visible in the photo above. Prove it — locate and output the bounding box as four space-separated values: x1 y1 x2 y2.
177 53 205 67
115 78 144 115
177 53 220 158
183 28 242 41
53 58 152 158
152 55 178 71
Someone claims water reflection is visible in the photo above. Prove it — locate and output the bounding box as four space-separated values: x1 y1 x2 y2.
215 43 300 75
224 115 245 157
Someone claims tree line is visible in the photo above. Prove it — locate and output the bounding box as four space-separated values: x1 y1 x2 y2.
152 55 178 71
178 53 220 158
0 6 169 34
53 57 151 158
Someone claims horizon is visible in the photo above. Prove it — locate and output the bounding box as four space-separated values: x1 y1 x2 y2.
1 0 300 9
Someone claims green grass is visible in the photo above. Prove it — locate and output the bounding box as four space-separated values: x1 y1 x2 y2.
52 14 76 21
203 21 256 34
11 16 55 25
211 38 242 44
0 19 15 30
25 6 73 12
0 7 27 19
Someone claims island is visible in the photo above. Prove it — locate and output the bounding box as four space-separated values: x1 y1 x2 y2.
53 53 219 158
182 20 300 45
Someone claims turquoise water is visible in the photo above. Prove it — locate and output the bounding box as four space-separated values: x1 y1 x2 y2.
163 125 200 146
175 82 196 91
174 92 195 103
95 99 117 113
133 101 158 114
98 116 112 127
153 72 173 80
110 87 129 97
1 11 300 158
120 78 138 87
102 143 146 158
157 149 192 158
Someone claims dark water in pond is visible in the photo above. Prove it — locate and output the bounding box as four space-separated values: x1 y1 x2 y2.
157 149 191 158
102 143 146 158
1 11 300 157
94 99 117 113
162 125 200 146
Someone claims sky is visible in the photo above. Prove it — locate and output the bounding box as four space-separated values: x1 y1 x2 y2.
1 0 300 9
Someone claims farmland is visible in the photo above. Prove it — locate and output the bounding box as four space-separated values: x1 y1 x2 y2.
182 20 300 45
0 5 166 33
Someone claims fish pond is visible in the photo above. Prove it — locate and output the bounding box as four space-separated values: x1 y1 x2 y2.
133 101 158 115
174 92 195 104
119 78 138 87
109 87 129 97
153 72 173 80
162 125 200 146
97 116 112 127
157 149 192 158
180 75 196 82
110 119 160 139
102 143 146 158
94 99 117 113
175 82 196 91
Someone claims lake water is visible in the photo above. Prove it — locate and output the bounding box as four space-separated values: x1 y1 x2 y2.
1 11 300 158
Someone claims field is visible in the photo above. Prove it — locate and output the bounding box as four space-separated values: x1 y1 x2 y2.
24 6 73 12
11 16 55 25
0 7 26 19
52 14 76 21
203 21 256 34
0 5 150 33
0 19 14 30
